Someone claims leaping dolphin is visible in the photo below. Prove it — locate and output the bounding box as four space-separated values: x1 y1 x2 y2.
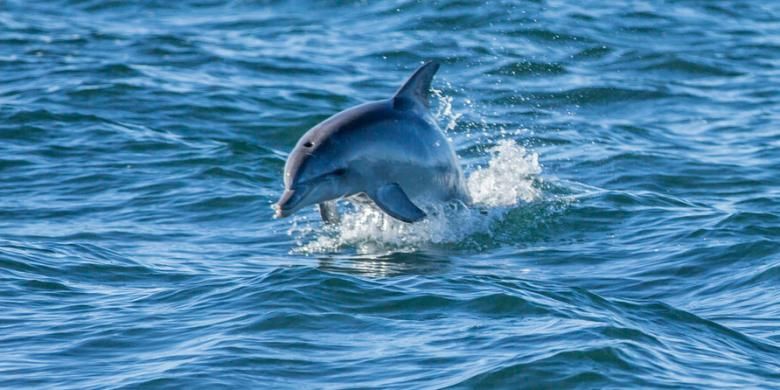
274 61 470 223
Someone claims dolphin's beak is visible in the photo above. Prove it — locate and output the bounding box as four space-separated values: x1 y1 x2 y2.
274 187 308 218
274 189 295 218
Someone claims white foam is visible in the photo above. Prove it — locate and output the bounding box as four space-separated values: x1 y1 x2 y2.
290 139 542 255
467 140 541 207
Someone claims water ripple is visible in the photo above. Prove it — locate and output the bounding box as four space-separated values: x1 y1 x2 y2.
1 0 779 388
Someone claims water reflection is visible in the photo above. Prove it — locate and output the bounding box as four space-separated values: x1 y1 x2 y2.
317 250 452 277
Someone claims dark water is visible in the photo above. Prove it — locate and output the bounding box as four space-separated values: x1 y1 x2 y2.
2 0 780 388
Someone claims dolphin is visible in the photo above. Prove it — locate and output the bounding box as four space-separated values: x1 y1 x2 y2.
274 61 470 223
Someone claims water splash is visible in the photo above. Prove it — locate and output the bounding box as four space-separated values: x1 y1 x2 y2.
287 88 545 254
431 87 462 133
467 140 542 207
291 139 542 254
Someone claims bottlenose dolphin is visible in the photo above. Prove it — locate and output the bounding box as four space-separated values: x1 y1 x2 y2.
274 61 470 223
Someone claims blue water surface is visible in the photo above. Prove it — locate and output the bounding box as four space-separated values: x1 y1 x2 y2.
1 0 779 388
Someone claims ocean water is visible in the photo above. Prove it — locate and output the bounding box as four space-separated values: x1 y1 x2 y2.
1 0 779 388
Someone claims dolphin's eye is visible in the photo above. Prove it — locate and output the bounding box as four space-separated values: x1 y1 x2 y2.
332 168 347 176
303 141 314 148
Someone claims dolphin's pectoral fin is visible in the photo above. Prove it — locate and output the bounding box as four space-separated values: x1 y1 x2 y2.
318 201 341 224
370 183 426 223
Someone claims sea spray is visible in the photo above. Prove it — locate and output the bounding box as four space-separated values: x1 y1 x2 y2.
291 139 542 254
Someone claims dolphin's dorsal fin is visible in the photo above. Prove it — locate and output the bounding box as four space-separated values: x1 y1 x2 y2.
393 61 440 110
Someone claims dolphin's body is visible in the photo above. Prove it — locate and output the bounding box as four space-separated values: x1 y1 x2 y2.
274 61 470 223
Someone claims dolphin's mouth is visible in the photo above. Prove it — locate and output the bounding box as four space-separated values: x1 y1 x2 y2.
273 186 309 218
